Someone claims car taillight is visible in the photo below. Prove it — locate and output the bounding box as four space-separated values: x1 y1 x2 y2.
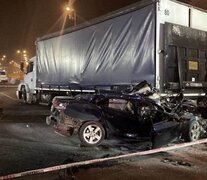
52 98 62 108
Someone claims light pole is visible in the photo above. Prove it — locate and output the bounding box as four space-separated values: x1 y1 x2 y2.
17 50 28 62
1 55 7 69
65 6 77 26
1 55 6 62
17 50 28 72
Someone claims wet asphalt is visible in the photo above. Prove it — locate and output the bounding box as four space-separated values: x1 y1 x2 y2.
0 86 150 177
1 86 207 180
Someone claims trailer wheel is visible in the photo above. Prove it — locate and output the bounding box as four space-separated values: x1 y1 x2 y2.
183 120 201 142
79 121 105 147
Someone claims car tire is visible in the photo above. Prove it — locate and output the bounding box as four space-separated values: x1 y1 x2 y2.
183 120 201 142
78 121 105 147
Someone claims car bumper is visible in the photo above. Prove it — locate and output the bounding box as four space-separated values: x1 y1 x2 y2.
54 113 82 137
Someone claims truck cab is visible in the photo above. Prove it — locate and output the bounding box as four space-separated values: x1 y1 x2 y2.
16 57 37 103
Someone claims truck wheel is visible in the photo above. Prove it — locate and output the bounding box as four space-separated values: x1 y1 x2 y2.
21 86 27 103
78 121 105 147
183 120 201 142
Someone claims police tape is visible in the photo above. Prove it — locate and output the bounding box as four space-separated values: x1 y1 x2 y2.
1 138 207 180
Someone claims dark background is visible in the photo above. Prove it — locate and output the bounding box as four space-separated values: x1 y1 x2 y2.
0 0 206 60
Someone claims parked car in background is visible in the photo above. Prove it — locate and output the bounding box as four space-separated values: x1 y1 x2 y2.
0 70 8 83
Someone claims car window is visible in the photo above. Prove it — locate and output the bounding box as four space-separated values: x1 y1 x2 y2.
64 102 101 120
108 99 127 110
26 62 34 73
101 98 135 114
95 97 109 107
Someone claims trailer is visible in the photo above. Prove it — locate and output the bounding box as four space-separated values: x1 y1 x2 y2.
16 0 207 105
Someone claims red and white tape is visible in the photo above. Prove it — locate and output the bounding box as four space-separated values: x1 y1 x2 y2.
1 138 207 180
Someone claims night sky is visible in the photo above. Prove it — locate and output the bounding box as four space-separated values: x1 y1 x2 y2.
0 0 141 59
0 0 206 62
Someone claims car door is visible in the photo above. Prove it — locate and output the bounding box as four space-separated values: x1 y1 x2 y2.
101 98 140 135
151 105 181 148
136 99 181 148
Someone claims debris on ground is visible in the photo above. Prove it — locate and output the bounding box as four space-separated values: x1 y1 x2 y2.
161 158 192 167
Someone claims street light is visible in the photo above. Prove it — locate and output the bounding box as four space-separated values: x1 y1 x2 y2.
17 50 26 54
1 55 6 61
17 50 27 61
0 55 7 72
65 6 76 26
16 49 28 72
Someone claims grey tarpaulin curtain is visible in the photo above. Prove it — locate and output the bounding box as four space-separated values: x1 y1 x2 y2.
37 3 155 89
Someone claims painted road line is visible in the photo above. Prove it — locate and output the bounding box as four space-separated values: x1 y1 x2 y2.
0 92 17 101
0 85 17 88
0 138 207 180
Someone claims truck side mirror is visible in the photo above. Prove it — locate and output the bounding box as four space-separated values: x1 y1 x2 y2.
20 62 24 72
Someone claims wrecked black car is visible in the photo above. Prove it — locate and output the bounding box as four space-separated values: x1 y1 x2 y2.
46 92 201 148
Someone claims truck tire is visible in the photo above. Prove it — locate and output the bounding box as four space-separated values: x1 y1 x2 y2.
78 121 105 147
183 120 201 142
21 86 27 103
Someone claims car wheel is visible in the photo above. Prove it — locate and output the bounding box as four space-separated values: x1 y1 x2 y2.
183 120 201 142
79 121 105 147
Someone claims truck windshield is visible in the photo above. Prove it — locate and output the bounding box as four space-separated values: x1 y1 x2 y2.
26 62 34 73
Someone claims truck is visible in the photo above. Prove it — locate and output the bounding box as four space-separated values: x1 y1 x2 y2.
16 0 207 108
0 69 8 83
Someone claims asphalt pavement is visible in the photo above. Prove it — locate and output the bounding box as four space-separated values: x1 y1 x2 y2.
0 85 149 177
0 85 207 180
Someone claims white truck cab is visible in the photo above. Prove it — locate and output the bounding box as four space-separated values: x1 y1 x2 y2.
16 57 37 103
